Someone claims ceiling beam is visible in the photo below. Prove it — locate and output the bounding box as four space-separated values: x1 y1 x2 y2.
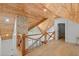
28 18 48 31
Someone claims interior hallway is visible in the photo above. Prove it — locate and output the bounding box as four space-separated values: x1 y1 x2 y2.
26 39 79 56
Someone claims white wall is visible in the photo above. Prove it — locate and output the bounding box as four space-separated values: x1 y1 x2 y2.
66 20 79 44
54 18 79 44
1 38 18 56
0 36 1 56
1 39 15 56
0 37 17 56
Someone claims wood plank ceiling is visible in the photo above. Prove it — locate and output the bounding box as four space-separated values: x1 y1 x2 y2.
0 3 79 39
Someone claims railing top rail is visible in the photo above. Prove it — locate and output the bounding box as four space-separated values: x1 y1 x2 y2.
27 31 55 40
27 34 42 36
27 31 55 36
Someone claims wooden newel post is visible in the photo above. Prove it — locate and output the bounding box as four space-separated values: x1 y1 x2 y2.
42 32 48 44
17 34 26 56
21 34 26 56
45 32 48 44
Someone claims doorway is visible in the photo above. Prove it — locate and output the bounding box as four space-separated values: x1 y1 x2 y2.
58 23 65 40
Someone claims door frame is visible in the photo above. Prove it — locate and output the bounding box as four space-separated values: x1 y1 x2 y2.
54 18 68 41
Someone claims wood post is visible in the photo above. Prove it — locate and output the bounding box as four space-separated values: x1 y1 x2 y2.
44 32 48 44
21 34 26 56
17 34 26 56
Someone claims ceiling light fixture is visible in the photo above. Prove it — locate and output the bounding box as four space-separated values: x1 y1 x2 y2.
4 17 9 23
5 34 9 37
43 9 47 12
5 18 9 22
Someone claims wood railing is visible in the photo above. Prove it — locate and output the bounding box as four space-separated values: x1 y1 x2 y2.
17 26 55 56
25 31 55 54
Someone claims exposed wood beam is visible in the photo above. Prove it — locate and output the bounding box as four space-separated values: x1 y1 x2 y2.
28 18 48 31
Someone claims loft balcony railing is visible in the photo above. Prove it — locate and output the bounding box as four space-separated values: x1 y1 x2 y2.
16 25 55 56
25 27 55 54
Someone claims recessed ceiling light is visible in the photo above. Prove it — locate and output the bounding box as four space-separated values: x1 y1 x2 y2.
43 9 47 12
5 18 9 22
4 17 9 23
5 34 9 37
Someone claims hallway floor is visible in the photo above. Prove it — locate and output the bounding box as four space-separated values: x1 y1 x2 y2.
26 39 79 56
